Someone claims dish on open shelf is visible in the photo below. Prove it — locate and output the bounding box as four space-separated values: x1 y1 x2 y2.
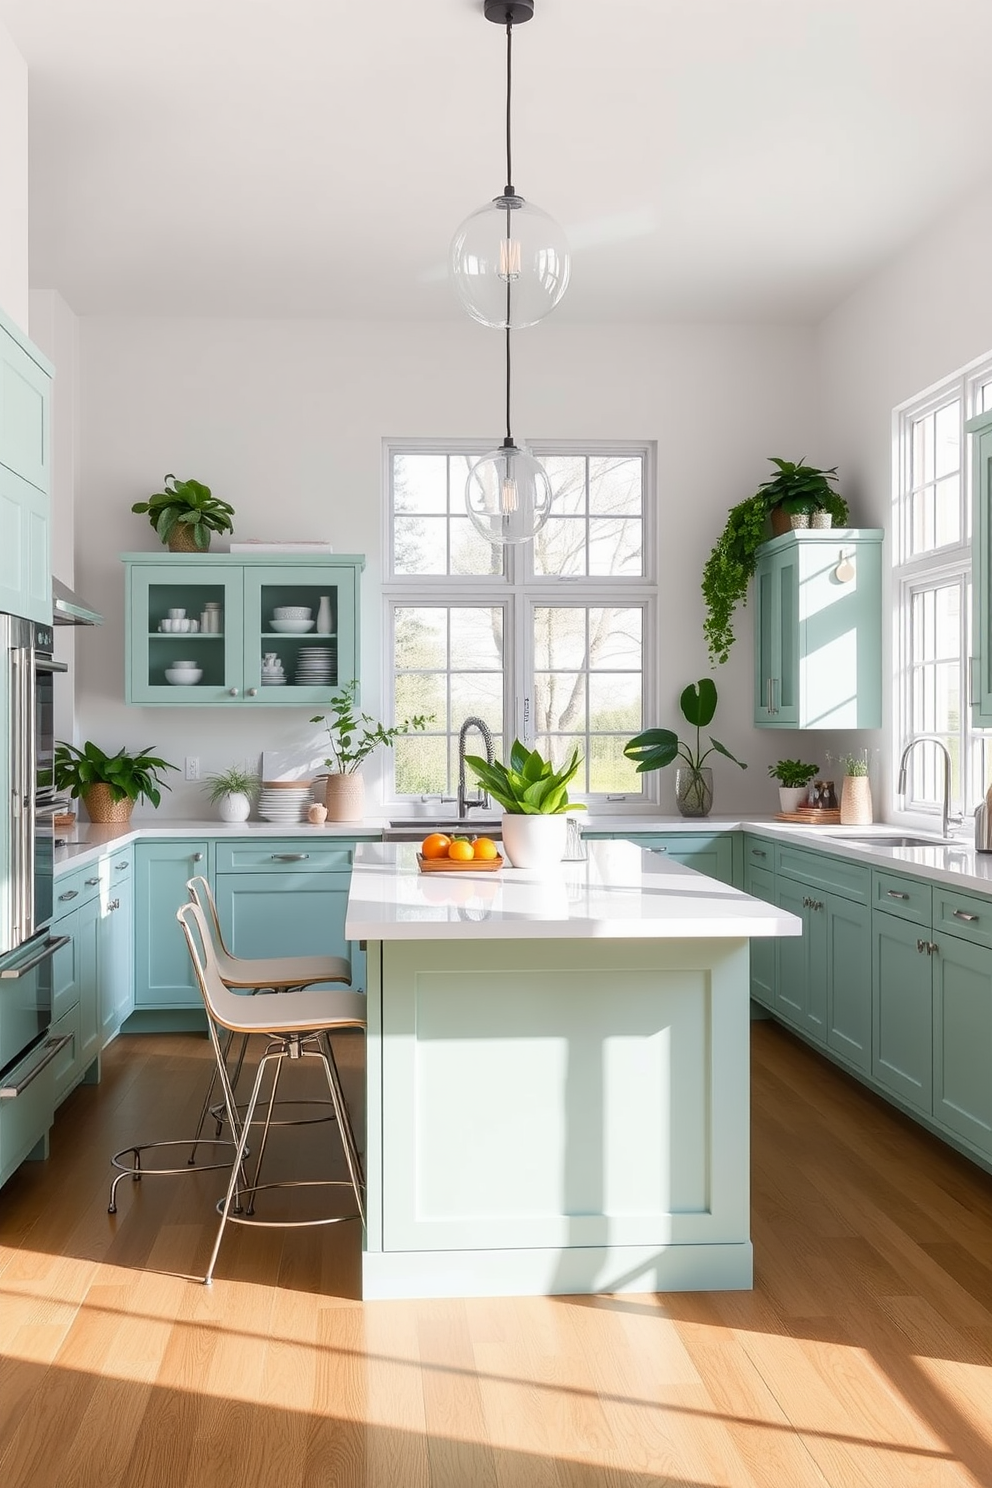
269 618 315 634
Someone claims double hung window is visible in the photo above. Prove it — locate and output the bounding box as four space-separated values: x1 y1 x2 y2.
384 442 656 807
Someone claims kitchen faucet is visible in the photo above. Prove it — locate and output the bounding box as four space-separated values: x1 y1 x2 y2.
896 735 963 840
457 716 495 819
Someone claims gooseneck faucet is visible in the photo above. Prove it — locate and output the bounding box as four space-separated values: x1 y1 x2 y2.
457 716 495 819
896 735 963 841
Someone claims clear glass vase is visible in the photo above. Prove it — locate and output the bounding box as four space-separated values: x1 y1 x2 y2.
675 766 713 818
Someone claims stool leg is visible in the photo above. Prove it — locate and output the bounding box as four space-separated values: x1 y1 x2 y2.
317 1033 365 1228
244 1046 285 1215
204 1046 281 1286
188 1028 234 1163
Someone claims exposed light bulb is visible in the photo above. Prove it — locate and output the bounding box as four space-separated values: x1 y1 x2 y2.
466 440 552 545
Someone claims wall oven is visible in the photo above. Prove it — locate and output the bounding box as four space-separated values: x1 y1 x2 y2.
0 613 70 1095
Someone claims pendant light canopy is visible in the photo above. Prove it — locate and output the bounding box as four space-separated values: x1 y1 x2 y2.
450 1 570 329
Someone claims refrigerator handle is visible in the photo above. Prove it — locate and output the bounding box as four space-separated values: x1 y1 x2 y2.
10 645 34 943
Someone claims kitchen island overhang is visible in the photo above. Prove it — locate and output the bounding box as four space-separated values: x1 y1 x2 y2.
347 840 801 1300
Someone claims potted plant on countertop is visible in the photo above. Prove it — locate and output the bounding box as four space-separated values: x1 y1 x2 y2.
838 750 873 826
768 758 819 814
311 680 433 822
131 474 235 553
701 457 850 666
623 678 746 818
54 741 179 825
464 739 586 869
202 762 259 824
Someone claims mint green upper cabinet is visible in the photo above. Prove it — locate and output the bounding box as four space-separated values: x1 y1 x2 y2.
0 310 52 624
122 553 364 706
753 529 882 729
967 410 992 724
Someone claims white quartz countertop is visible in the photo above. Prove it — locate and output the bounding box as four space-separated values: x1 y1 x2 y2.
344 840 803 942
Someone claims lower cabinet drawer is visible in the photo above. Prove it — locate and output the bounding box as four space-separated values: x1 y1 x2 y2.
933 887 992 950
52 1003 81 1105
873 871 932 927
214 840 359 874
0 1035 58 1181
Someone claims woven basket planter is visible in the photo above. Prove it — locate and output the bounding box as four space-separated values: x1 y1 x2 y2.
167 524 209 553
82 785 135 825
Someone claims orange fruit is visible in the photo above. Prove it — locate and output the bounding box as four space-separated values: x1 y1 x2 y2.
421 832 451 859
472 837 499 860
447 838 475 861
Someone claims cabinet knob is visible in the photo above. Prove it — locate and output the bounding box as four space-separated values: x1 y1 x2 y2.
193 852 203 863
917 938 928 954
107 898 120 912
229 687 239 697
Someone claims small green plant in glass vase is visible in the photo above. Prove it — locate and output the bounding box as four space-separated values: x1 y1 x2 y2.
623 679 746 818
464 740 586 869
131 474 235 553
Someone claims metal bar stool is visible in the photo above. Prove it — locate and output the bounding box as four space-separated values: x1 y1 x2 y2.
177 900 366 1285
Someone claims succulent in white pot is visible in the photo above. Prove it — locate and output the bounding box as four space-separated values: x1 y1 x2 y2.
203 763 258 823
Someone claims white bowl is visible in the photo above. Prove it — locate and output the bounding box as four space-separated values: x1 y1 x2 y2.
270 618 315 633
165 667 203 686
170 659 198 668
273 606 312 620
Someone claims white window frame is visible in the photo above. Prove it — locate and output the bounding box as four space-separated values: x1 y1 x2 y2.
894 360 992 825
382 438 659 813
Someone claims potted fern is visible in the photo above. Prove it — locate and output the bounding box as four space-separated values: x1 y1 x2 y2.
465 739 585 869
131 474 235 553
702 458 849 665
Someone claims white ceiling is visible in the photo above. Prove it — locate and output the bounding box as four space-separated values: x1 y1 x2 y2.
4 0 992 323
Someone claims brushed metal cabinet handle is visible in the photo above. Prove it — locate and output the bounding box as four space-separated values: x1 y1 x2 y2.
58 889 78 901
952 910 979 921
115 860 129 870
85 877 100 886
887 890 909 900
271 853 310 862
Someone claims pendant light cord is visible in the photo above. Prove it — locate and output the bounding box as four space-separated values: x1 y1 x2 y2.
504 15 514 445
504 324 512 444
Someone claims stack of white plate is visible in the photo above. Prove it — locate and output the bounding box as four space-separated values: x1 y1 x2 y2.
295 645 336 687
257 781 313 824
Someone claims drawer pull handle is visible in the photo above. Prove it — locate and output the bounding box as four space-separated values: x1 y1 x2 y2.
115 861 129 870
271 853 310 862
0 1034 72 1098
751 848 767 858
85 877 100 886
917 938 928 954
886 890 909 900
107 898 120 912
952 910 979 922
58 889 78 902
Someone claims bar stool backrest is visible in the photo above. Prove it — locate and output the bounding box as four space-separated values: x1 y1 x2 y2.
187 875 234 959
177 900 269 1033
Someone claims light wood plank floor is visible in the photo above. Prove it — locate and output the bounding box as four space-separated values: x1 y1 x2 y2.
2 1021 992 1487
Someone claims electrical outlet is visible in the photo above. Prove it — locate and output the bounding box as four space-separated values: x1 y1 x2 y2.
184 756 199 782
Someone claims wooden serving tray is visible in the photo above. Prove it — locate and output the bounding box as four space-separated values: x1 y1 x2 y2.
775 808 842 825
417 853 504 873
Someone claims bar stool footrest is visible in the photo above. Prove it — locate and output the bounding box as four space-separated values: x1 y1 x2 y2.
108 1139 241 1214
217 1178 363 1228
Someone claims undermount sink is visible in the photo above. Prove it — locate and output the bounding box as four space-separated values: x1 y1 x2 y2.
826 833 948 849
384 818 502 841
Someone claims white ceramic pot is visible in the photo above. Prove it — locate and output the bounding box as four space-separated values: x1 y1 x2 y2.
218 791 251 823
500 812 567 870
778 785 809 813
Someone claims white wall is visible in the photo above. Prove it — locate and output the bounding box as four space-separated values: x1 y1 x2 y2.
74 315 821 819
817 176 992 816
0 21 28 332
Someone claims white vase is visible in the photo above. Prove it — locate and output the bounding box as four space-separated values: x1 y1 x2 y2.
778 786 809 814
500 813 567 870
316 595 332 634
324 771 365 822
218 791 251 823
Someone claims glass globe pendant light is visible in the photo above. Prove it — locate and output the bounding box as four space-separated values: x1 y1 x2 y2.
450 1 570 330
465 324 553 545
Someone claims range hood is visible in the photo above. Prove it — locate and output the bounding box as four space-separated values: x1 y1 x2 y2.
52 575 104 627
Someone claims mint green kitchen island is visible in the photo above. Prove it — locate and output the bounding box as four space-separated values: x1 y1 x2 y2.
347 839 801 1300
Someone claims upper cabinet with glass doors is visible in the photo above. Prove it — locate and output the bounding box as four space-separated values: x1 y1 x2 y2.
753 529 883 729
122 553 363 705
967 409 992 725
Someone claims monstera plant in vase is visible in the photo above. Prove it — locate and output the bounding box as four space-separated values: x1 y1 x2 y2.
623 679 746 818
464 740 585 869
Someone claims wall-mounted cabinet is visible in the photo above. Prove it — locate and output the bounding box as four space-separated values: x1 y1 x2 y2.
0 307 52 625
753 528 882 729
122 552 364 705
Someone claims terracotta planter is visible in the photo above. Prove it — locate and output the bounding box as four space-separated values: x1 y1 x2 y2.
82 785 134 825
324 772 365 823
167 523 209 553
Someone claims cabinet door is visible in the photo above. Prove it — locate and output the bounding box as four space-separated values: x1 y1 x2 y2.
51 899 100 1097
241 563 360 704
754 548 799 727
0 466 51 625
825 893 871 1074
971 419 992 725
215 870 364 988
872 911 932 1114
745 862 776 1009
98 874 134 1043
775 878 809 1029
133 841 210 1007
932 933 992 1156
125 563 245 704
